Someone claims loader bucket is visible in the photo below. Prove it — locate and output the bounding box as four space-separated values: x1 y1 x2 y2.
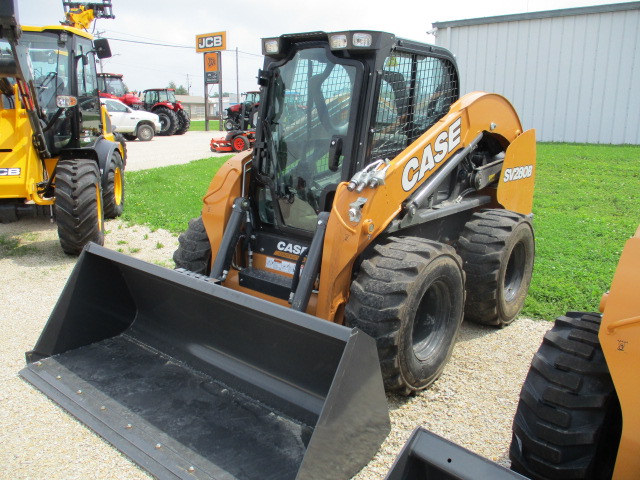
385 427 525 480
20 243 390 480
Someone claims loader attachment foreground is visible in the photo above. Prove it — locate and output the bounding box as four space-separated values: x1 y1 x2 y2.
385 427 525 480
20 244 390 480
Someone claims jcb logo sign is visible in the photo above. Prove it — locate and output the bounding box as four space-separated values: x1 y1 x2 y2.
0 168 21 176
196 32 226 52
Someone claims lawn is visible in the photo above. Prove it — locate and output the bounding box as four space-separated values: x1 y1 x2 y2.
189 120 225 131
120 143 640 321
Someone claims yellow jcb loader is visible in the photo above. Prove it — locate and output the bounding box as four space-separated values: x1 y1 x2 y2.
385 226 640 480
0 0 125 254
21 30 536 479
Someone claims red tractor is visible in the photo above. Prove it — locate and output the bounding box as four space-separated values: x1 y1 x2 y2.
224 91 259 131
141 88 190 136
97 73 143 109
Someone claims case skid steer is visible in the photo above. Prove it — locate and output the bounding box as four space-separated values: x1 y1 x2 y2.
0 0 126 254
20 30 536 480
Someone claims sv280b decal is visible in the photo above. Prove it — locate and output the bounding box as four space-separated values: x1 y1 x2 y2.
503 165 533 183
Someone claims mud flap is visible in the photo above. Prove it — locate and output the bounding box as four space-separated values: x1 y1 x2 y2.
20 243 390 480
385 427 525 480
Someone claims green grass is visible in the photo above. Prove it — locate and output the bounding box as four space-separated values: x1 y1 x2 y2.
189 120 225 131
120 155 232 233
525 143 639 319
120 144 640 321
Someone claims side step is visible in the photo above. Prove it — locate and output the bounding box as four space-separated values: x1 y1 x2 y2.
20 243 390 480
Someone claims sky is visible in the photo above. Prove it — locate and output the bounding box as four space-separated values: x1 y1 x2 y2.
17 0 630 98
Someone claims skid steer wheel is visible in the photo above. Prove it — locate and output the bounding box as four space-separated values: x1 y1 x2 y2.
457 209 534 327
174 109 190 135
173 216 212 274
345 237 465 395
156 107 178 136
55 159 105 255
102 151 125 218
509 312 622 480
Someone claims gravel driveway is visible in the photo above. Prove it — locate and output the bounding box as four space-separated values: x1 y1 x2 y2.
0 133 552 479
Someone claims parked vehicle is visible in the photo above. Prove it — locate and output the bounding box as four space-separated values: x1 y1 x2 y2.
101 98 160 141
210 129 255 152
141 88 190 136
224 90 259 130
97 72 143 110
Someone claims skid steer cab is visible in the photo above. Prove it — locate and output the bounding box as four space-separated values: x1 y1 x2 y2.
0 1 126 254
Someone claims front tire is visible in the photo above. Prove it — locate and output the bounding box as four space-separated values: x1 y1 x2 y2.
136 124 154 141
55 159 104 255
224 118 237 131
457 209 534 327
102 151 125 219
345 237 465 395
232 135 249 152
174 109 190 135
156 107 178 136
510 312 622 479
173 216 212 274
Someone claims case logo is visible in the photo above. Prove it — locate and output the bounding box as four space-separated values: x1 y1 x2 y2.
276 241 306 255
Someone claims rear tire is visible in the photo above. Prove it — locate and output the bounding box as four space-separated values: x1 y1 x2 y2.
345 237 465 395
173 216 212 274
510 312 621 479
224 119 237 131
122 133 137 141
174 109 190 135
457 209 534 327
156 107 178 136
136 124 154 141
102 151 125 219
55 159 104 255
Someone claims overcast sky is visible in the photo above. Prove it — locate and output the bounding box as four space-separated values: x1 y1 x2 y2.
17 0 628 98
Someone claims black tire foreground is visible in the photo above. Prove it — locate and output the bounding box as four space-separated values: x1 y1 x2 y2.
155 106 178 136
345 236 465 395
174 109 190 135
55 159 104 255
102 151 124 219
510 312 622 480
457 209 535 327
173 216 212 274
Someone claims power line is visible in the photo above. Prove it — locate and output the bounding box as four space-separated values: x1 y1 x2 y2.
104 36 263 57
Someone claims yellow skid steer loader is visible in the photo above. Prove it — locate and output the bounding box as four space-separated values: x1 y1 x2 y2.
21 29 536 480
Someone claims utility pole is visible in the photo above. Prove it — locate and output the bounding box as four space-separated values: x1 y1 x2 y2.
236 47 239 105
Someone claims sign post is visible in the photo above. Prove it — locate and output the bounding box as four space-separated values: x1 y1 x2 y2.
196 31 226 131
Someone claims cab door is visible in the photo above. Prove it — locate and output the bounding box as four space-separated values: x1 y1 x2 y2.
74 36 101 147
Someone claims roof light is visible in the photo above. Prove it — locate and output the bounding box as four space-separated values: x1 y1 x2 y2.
263 39 279 54
352 33 373 48
329 34 348 49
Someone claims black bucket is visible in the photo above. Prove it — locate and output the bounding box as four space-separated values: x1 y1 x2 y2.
385 427 525 480
20 243 390 480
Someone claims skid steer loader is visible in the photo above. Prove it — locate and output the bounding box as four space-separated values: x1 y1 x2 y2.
20 30 536 480
0 0 125 254
384 226 640 480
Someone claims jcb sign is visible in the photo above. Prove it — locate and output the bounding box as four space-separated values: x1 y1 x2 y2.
196 31 226 52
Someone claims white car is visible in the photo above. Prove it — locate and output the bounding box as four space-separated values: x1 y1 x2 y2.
101 98 161 141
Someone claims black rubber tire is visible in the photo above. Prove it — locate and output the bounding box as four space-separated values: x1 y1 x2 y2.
122 133 137 141
509 312 622 480
55 159 104 255
155 106 178 136
174 109 190 135
457 209 534 327
224 118 237 131
173 216 212 274
345 236 465 395
136 124 154 141
102 151 125 219
232 135 249 152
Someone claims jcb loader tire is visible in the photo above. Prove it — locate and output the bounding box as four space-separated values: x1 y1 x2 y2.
55 159 104 255
173 216 212 274
457 209 534 327
345 237 465 395
174 109 190 135
156 107 178 136
509 312 621 480
102 151 125 219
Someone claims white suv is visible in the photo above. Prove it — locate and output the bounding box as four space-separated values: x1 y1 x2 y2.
102 98 161 141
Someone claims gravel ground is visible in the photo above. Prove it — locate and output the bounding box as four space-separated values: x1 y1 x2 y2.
0 217 551 480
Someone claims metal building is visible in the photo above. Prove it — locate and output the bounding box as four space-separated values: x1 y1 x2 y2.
432 2 640 144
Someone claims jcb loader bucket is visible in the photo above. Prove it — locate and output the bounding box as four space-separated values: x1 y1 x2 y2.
385 427 525 480
20 243 390 480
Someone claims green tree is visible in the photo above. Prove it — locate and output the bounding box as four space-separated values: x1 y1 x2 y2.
175 85 188 95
